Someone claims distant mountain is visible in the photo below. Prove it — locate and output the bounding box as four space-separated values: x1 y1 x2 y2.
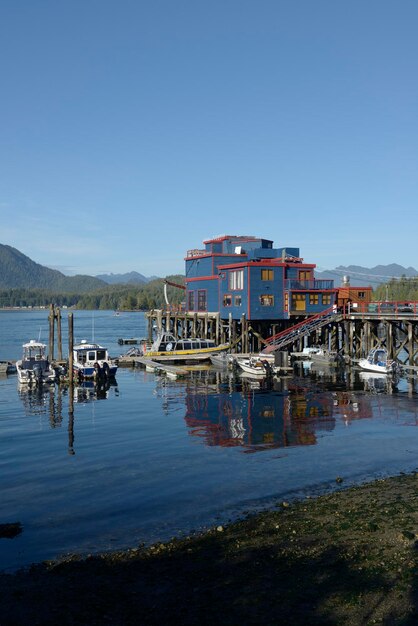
316 264 418 289
95 271 158 285
0 244 106 292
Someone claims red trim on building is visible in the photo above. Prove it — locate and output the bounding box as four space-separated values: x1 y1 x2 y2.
247 266 251 319
218 260 316 270
185 276 218 283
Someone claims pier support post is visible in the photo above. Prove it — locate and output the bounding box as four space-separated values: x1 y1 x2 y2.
241 314 247 353
387 322 393 359
156 310 163 335
68 313 74 386
56 307 62 361
408 322 414 367
148 311 153 342
48 304 55 361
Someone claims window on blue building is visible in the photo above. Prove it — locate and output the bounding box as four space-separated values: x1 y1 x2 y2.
223 294 232 306
261 269 273 281
260 294 274 306
299 271 312 280
234 295 242 306
198 290 207 311
228 270 243 290
322 294 331 305
188 291 195 310
309 294 319 305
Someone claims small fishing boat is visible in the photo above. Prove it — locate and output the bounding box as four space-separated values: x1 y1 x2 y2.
117 337 139 345
209 353 234 368
236 356 280 377
16 340 56 385
358 348 398 375
301 346 322 356
310 348 345 366
143 332 229 361
0 361 16 375
73 341 118 380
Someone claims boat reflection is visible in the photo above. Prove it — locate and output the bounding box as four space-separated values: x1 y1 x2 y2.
17 383 63 427
181 372 373 452
73 379 119 403
359 370 399 394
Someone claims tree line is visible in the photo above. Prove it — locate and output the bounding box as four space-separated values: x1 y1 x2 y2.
373 276 418 302
0 276 185 310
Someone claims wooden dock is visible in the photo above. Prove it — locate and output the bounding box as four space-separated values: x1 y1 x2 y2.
133 357 189 378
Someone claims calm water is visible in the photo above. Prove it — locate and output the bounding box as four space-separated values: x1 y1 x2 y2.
1 309 418 572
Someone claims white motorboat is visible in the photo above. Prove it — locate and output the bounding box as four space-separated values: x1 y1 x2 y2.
73 341 118 380
16 340 56 385
236 356 280 377
358 348 398 375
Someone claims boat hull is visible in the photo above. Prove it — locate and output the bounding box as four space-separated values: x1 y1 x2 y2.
16 362 56 385
358 348 397 375
73 364 118 379
237 358 280 377
358 359 394 375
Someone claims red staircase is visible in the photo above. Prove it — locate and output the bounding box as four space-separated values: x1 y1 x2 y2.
260 307 339 354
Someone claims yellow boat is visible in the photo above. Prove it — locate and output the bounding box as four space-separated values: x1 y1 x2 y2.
143 332 229 360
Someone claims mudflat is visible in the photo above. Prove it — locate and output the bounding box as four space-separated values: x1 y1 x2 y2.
1 473 418 625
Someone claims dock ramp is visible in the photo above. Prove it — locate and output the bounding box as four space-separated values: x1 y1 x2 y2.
261 308 342 354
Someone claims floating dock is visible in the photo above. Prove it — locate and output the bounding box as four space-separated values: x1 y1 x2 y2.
133 357 189 378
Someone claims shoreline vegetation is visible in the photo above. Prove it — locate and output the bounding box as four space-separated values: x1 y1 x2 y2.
2 473 418 625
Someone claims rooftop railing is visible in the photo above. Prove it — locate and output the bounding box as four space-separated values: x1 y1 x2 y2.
186 249 207 258
285 279 334 290
343 301 417 316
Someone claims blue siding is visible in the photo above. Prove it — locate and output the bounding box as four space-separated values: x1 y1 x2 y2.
248 266 285 320
185 257 213 279
213 255 247 273
219 269 248 318
186 278 218 311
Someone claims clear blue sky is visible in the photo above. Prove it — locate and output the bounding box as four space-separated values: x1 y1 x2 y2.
1 0 417 277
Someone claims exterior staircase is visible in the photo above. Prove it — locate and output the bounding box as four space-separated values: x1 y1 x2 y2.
260 307 342 354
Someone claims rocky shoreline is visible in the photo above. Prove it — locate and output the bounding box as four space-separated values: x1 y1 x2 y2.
1 472 418 625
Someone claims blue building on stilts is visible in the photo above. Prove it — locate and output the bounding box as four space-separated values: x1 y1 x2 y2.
185 234 337 321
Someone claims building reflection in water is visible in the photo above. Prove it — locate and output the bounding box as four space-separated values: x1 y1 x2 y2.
181 370 373 452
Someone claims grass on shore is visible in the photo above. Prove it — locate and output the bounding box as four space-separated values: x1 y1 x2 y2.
1 473 418 625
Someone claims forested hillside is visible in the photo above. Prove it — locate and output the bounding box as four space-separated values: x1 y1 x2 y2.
0 244 185 309
0 244 105 292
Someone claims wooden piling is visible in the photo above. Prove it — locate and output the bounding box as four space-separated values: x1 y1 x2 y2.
56 307 62 361
48 304 55 361
68 313 74 386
